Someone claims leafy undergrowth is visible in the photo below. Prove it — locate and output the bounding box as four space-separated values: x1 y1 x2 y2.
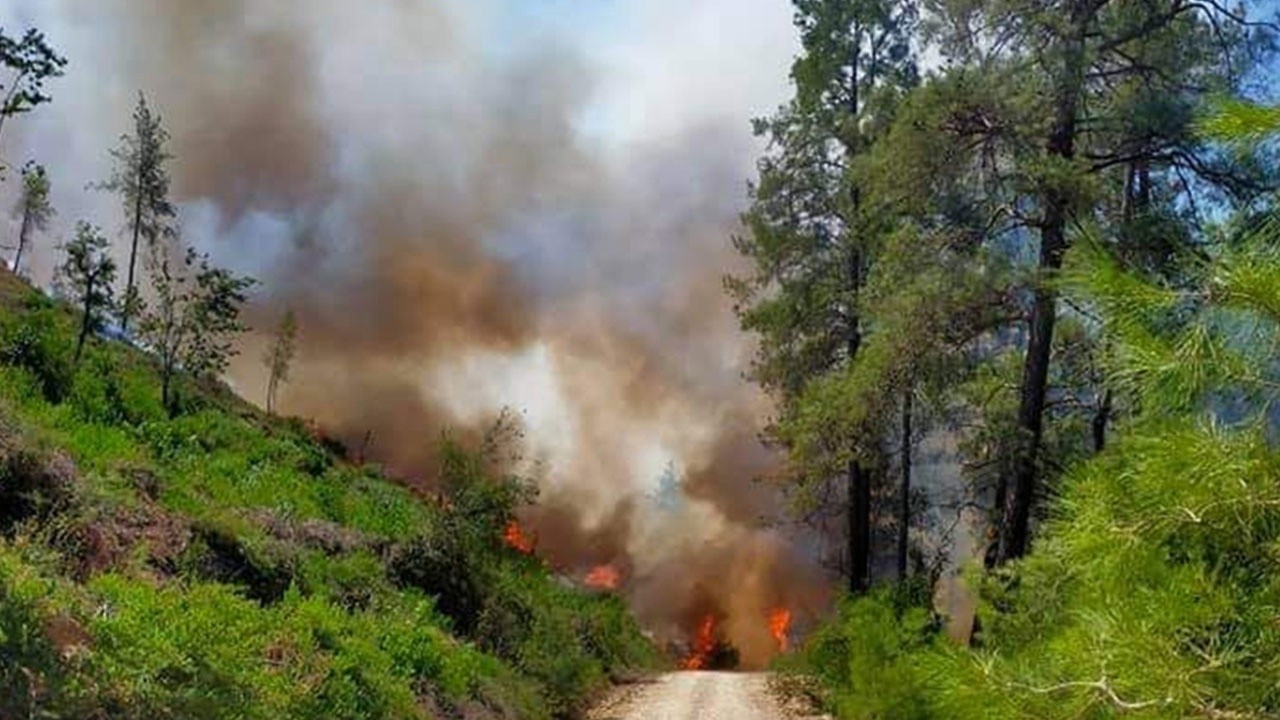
784 231 1280 719
0 270 658 719
786 416 1280 719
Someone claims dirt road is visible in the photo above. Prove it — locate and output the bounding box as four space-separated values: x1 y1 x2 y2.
587 672 825 720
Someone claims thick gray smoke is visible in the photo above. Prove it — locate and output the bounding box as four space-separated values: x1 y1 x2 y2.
0 0 832 665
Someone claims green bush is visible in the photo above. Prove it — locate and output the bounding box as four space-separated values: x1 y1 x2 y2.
66 351 166 427
183 516 298 604
796 584 937 720
473 562 659 716
0 300 74 403
0 545 84 719
388 530 487 635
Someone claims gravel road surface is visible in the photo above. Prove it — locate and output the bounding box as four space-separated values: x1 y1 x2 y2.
587 672 825 720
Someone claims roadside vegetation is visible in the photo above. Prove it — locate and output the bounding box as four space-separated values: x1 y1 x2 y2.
0 268 657 719
743 0 1280 716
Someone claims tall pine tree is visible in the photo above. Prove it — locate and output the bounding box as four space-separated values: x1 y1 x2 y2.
99 93 176 333
917 0 1277 563
730 0 919 592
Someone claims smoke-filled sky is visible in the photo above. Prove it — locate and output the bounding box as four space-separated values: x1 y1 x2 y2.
0 0 832 664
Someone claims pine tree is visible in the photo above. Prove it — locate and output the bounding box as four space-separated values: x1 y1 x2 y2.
730 0 920 593
56 222 115 363
946 101 1280 716
10 162 53 276
792 99 1280 720
99 93 176 333
263 309 298 415
916 0 1277 564
0 27 66 163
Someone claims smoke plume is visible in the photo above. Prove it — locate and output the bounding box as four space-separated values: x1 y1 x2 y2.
0 0 831 666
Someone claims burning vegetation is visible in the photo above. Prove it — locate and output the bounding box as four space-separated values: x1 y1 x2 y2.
680 615 720 670
584 563 621 591
502 520 536 554
768 607 792 652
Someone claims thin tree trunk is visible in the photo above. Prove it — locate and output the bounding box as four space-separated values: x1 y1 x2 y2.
162 364 175 417
843 232 871 592
122 176 144 333
841 19 875 595
75 285 93 364
12 207 30 275
995 0 1090 566
845 238 871 594
162 369 171 415
1090 160 1143 454
898 387 913 581
266 372 277 414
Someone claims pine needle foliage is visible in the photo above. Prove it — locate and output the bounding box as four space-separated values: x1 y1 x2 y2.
792 101 1280 719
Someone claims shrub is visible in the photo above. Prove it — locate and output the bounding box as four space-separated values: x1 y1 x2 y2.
797 584 937 720
0 545 84 720
66 351 166 427
0 425 79 530
0 300 74 403
182 518 297 604
388 530 487 635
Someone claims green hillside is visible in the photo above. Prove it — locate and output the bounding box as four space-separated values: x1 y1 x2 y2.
0 267 658 719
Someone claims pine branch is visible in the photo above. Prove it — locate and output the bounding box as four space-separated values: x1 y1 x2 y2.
1009 676 1172 712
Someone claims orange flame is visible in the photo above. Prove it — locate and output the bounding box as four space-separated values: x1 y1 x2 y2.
680 614 717 670
768 607 792 653
502 520 534 554
584 563 621 590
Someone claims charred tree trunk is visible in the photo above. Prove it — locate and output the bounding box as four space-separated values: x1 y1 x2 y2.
898 386 913 581
848 460 871 593
995 0 1090 566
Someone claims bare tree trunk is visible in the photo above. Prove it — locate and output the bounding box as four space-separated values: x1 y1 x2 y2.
846 238 870 593
122 174 144 334
162 368 173 417
12 207 31 275
841 19 875 595
999 253 1061 562
996 0 1089 566
266 372 278 414
75 282 94 364
898 386 913 581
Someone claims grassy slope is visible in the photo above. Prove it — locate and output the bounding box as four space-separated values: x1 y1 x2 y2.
0 268 658 719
